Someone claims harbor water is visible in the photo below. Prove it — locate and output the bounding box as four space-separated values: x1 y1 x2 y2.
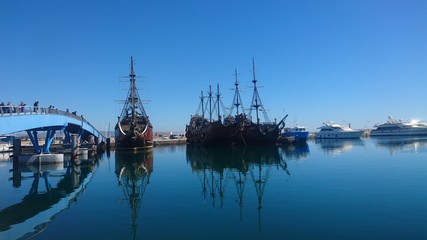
0 137 426 240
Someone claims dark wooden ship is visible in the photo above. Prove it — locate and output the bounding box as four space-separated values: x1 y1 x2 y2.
186 59 287 146
115 56 153 149
185 85 232 145
233 59 287 145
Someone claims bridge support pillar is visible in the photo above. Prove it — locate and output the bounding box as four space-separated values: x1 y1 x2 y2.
12 138 22 165
71 134 79 159
27 130 42 154
13 138 22 156
96 136 103 152
26 126 65 154
63 130 71 144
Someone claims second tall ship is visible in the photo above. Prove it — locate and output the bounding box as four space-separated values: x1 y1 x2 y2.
115 56 153 150
186 59 287 146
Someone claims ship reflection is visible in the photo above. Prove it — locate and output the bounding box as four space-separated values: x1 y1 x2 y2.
278 142 310 160
186 145 290 232
371 136 427 155
114 150 153 240
0 159 97 239
315 139 364 156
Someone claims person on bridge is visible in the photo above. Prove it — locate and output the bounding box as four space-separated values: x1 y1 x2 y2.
33 100 39 112
0 102 5 114
6 102 13 113
19 101 26 112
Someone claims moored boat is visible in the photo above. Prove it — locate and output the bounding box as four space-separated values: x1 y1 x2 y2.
315 122 363 139
0 136 13 153
115 57 153 149
230 59 287 145
370 116 427 137
185 84 231 145
280 125 310 143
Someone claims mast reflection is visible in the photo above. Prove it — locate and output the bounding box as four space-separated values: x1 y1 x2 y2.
0 159 97 239
114 149 153 240
186 145 290 232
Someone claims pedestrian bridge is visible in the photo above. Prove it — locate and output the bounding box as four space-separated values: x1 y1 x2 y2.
0 106 106 153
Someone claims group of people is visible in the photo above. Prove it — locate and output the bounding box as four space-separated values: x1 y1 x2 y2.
0 101 27 114
0 100 40 114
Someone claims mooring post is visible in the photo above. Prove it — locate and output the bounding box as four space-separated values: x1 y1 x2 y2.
96 136 102 152
12 137 21 165
71 134 79 159
106 138 111 151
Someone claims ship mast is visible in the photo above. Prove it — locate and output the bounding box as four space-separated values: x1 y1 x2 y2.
119 56 149 123
249 58 270 125
230 68 245 116
130 56 136 123
208 85 213 122
200 90 205 119
216 83 221 121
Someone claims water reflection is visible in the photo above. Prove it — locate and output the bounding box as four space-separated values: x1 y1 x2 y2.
278 143 310 160
315 139 364 156
114 150 153 240
0 159 97 239
0 152 12 161
371 136 427 155
186 145 291 231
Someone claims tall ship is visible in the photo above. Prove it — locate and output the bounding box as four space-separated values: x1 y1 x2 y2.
185 84 231 145
115 56 153 149
370 116 427 137
229 59 287 145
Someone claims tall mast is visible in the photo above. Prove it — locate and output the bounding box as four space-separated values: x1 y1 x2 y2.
230 68 245 116
200 90 205 119
251 58 260 125
130 56 136 122
249 58 270 124
216 83 221 121
118 56 149 124
208 85 213 122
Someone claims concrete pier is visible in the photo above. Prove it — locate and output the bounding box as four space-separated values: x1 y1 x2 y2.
71 134 79 159
18 153 64 165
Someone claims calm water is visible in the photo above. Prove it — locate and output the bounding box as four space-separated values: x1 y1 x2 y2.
1 137 426 240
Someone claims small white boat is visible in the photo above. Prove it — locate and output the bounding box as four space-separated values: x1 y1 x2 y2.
0 136 13 153
315 122 363 139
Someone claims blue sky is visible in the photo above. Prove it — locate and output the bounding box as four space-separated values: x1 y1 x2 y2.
1 0 426 133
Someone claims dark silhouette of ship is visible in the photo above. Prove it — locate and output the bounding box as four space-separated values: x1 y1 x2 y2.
186 59 287 146
186 84 232 145
115 56 153 149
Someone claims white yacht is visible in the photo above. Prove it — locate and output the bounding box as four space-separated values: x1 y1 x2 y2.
315 122 363 139
0 136 13 153
370 117 427 137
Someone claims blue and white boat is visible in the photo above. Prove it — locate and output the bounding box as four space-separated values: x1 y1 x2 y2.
281 125 310 143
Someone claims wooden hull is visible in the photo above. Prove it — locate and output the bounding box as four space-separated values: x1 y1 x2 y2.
186 120 232 146
115 121 153 149
232 123 280 146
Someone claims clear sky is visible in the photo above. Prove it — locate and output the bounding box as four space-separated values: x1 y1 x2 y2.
1 0 426 133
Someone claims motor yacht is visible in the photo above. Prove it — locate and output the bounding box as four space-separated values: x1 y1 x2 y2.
315 122 363 139
370 117 427 137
